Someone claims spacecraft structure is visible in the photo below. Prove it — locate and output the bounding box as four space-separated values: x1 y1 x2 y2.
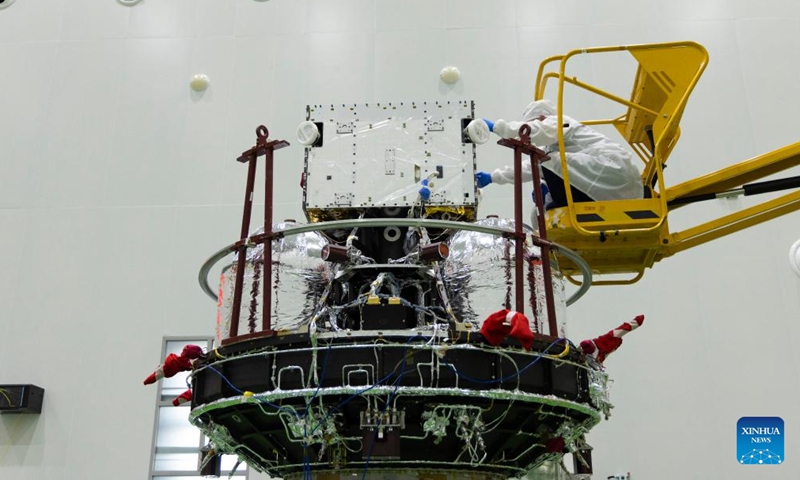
187 101 606 480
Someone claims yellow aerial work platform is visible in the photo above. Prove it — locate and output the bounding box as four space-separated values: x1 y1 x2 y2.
533 41 800 285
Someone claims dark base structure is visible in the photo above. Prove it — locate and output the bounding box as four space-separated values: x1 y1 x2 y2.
190 328 606 478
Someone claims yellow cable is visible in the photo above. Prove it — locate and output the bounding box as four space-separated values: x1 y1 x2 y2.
0 388 13 407
555 339 570 358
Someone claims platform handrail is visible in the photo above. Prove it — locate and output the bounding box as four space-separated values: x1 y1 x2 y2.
535 41 709 239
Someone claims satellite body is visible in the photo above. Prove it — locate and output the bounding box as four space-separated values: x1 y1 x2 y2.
189 102 606 479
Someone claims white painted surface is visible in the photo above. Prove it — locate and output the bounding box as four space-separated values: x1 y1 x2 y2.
1 1 799 479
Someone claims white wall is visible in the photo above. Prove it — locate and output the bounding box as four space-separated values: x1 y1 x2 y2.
1 1 799 479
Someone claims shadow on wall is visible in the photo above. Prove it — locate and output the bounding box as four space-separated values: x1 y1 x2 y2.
0 412 45 466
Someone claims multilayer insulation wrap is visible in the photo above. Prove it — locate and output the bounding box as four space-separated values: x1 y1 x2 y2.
444 217 567 335
217 221 330 341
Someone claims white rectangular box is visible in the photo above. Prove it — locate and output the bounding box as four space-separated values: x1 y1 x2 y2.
302 100 478 221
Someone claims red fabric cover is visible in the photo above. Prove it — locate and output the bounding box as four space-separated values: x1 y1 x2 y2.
480 310 512 346
480 309 535 350
181 344 204 360
160 353 192 377
143 372 158 385
172 389 192 406
581 314 645 363
508 312 535 351
143 353 193 385
592 335 623 362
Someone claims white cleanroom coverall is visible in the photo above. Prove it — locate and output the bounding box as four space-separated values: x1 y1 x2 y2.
490 99 644 202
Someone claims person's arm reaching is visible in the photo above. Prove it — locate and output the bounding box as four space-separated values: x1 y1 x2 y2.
494 117 562 147
489 159 534 185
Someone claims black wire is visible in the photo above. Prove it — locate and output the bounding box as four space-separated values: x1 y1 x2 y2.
309 336 422 436
445 338 566 385
205 336 566 477
300 340 333 477
361 339 410 479
206 365 294 414
304 340 333 414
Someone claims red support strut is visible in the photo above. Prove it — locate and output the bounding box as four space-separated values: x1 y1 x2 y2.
228 125 289 340
497 125 559 336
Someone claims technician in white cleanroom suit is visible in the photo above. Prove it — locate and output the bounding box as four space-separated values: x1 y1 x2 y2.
473 99 643 209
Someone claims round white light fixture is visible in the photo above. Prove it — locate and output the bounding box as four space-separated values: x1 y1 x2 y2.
0 0 18 10
118 0 143 5
189 74 211 92
439 66 460 85
296 121 320 146
790 238 800 278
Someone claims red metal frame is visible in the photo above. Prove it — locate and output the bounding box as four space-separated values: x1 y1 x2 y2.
228 126 289 340
497 125 558 336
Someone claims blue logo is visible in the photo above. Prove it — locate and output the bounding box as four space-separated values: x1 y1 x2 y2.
737 417 783 465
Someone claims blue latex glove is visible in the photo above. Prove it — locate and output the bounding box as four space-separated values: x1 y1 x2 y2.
482 118 495 132
532 182 556 211
541 181 549 202
531 182 550 204
419 179 431 201
476 172 492 188
541 182 552 209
